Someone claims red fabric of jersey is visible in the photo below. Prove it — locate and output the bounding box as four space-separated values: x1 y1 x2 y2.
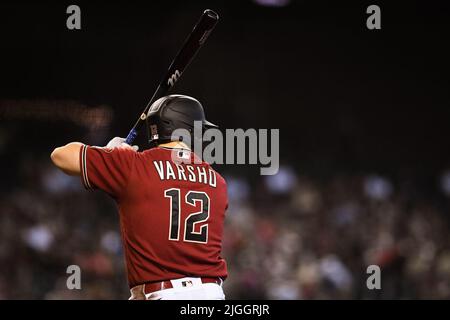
79 145 228 288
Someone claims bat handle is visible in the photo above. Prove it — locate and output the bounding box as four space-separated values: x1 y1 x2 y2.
125 128 138 145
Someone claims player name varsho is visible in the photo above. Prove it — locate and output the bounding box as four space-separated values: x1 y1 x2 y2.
153 160 217 187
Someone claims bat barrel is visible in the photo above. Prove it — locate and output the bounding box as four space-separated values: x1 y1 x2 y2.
204 9 219 21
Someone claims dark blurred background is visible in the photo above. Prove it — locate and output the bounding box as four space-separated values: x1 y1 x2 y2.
0 0 449 299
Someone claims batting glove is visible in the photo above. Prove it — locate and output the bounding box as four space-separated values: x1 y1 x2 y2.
106 137 139 152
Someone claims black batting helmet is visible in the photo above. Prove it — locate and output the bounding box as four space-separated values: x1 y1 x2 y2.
145 94 217 146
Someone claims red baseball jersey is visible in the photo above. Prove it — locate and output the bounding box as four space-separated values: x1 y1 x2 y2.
79 145 228 288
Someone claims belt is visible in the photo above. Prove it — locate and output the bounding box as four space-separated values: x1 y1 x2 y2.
144 277 222 294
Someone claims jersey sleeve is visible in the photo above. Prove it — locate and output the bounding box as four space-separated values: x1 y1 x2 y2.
79 145 136 198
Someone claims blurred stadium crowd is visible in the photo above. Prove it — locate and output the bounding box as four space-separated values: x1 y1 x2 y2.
1 154 449 299
1 0 449 301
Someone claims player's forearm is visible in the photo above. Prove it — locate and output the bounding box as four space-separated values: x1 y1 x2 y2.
50 142 83 176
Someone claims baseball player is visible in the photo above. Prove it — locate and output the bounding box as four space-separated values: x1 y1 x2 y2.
51 95 228 300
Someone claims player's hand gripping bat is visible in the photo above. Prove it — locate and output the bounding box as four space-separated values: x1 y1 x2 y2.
124 9 219 145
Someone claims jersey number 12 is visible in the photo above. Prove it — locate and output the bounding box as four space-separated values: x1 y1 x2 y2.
164 188 210 244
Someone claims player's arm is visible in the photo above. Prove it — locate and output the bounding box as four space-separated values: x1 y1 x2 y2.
51 142 83 176
51 137 138 176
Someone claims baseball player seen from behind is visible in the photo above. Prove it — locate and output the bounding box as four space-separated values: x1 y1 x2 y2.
50 95 228 300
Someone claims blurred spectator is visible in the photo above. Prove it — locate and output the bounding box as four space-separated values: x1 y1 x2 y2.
264 165 297 195
440 170 450 197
